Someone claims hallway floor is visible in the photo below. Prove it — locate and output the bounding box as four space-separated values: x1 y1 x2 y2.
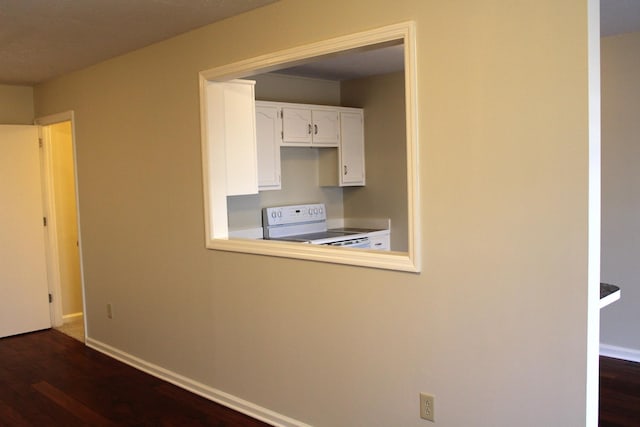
54 315 84 342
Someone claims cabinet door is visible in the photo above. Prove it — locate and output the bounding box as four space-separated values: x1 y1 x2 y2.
282 107 312 144
311 109 340 145
206 80 258 196
339 111 365 186
256 105 281 191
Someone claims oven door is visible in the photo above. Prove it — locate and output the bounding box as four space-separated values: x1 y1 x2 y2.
321 237 371 249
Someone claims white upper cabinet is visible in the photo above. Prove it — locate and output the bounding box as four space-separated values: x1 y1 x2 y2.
310 109 340 145
282 106 339 146
281 107 311 144
253 101 366 188
339 110 365 186
255 103 282 191
318 107 366 187
206 79 258 196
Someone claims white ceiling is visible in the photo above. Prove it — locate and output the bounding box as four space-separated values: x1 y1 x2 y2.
0 0 638 86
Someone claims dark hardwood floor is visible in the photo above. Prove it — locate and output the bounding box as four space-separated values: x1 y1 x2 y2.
0 329 271 426
2 329 640 426
600 356 640 427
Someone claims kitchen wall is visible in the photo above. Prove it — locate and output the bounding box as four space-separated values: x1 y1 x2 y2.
341 71 408 251
33 1 599 425
0 84 34 124
253 73 340 105
601 31 640 357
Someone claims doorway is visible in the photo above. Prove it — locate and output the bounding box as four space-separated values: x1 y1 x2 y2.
38 114 85 342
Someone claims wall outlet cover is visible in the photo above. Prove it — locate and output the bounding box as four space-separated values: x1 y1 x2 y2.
420 392 435 422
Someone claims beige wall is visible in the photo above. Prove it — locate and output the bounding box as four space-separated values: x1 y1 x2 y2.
33 1 597 425
253 72 341 105
0 84 34 124
50 121 83 316
342 72 408 251
601 31 640 352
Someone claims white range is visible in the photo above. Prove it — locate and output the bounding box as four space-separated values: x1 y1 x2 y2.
262 203 388 250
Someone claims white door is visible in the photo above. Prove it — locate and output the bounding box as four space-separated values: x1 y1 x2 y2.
0 125 51 338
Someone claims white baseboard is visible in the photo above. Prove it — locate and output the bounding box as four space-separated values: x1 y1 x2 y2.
85 337 309 427
62 312 83 322
600 343 640 363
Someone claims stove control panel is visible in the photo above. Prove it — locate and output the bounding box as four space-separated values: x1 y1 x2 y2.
263 203 326 226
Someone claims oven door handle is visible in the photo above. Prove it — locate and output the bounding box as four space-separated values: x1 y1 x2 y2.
323 237 371 249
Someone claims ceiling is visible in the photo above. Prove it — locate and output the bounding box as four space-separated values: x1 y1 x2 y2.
0 0 639 86
0 0 278 85
274 43 405 81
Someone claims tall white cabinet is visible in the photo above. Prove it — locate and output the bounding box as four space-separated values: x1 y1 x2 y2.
338 110 365 186
205 79 258 196
255 103 282 191
318 107 366 187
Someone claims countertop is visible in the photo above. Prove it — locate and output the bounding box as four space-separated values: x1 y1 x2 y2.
600 283 621 309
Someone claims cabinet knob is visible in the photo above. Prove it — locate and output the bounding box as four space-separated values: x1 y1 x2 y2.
308 124 312 134
314 124 318 135
344 165 348 175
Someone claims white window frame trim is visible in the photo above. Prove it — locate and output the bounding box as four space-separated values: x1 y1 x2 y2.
199 21 421 273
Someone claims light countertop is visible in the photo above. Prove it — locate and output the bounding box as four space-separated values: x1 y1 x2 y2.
600 283 621 309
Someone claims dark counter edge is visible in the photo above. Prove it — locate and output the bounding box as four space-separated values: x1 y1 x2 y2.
601 283 620 300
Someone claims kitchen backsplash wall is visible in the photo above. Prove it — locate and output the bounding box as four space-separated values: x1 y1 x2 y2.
227 147 344 229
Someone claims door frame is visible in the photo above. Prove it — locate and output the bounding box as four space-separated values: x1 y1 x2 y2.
35 111 86 331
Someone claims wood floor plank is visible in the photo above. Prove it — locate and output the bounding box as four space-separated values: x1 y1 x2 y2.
32 380 116 426
0 399 31 427
156 383 270 426
0 329 271 426
599 356 640 427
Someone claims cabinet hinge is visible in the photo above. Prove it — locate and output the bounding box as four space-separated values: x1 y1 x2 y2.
39 138 43 148
43 217 47 226
48 293 52 303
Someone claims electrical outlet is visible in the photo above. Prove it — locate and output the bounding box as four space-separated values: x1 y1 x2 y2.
420 393 435 422
107 303 113 319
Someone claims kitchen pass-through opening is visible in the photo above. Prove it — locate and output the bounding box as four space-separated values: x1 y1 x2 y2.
199 21 421 272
